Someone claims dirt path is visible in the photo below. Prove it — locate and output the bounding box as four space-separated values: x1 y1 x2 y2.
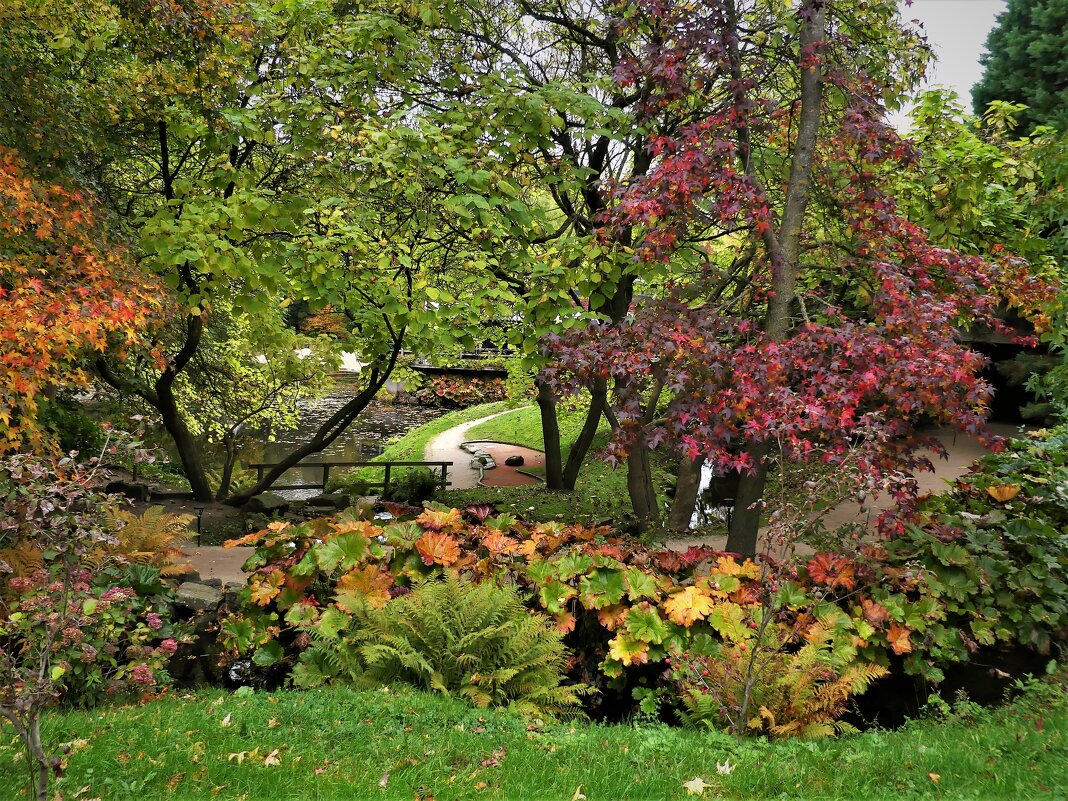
174 546 254 585
666 423 1025 555
424 406 539 489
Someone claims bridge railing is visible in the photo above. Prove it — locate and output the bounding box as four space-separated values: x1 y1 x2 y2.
246 460 453 494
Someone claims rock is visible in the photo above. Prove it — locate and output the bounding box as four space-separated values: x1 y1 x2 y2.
504 455 525 467
470 452 496 470
175 582 224 612
200 577 223 589
167 565 201 583
244 492 289 515
224 581 246 593
105 480 151 502
307 492 351 511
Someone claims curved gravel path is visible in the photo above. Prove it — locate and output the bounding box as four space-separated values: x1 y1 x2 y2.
424 406 537 489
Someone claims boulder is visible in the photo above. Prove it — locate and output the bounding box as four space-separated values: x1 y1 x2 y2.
244 492 289 515
504 455 525 467
470 452 496 470
105 480 151 502
175 582 224 612
307 492 351 511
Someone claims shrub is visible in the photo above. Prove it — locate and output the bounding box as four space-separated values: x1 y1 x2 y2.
38 401 105 458
415 376 509 408
325 471 372 497
296 572 587 716
671 621 888 739
383 468 438 504
220 432 1068 729
90 506 192 574
0 456 182 801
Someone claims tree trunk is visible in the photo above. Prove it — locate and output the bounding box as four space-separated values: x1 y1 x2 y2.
156 380 214 502
723 0 826 556
536 380 564 490
626 443 660 530
667 455 703 530
726 443 772 557
561 377 607 490
216 434 238 500
225 347 401 504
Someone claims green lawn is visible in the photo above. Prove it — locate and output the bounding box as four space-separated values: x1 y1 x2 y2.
5 678 1066 800
328 401 515 493
439 402 668 526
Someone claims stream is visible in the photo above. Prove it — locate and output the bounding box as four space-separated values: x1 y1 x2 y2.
244 381 447 497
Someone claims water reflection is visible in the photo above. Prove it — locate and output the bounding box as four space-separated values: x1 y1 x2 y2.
244 387 446 497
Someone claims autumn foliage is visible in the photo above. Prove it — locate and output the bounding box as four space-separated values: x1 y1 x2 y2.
0 149 162 452
219 495 1068 723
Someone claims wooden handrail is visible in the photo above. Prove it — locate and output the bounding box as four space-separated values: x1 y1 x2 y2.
247 460 453 493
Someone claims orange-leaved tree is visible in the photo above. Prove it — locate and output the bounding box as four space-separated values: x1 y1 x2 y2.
0 148 163 453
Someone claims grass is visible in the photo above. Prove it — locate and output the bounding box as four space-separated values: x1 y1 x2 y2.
438 401 672 526
464 402 607 451
328 401 515 493
373 401 515 463
4 676 1066 800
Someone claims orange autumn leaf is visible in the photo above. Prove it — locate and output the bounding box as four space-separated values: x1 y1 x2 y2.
716 555 761 580
337 565 393 609
330 519 380 538
554 612 577 634
415 530 461 566
887 623 913 655
861 598 890 628
806 553 856 591
664 586 716 627
986 483 1021 503
249 570 285 606
596 604 628 632
518 533 546 559
416 507 462 532
481 531 519 557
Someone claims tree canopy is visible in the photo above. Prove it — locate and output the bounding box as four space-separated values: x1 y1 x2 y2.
972 0 1068 132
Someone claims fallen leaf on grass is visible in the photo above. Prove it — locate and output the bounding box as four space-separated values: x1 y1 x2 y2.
717 759 734 775
480 747 506 768
165 773 186 791
928 772 941 784
268 718 280 728
313 759 331 776
570 785 586 801
684 776 710 796
219 713 232 728
379 771 390 788
227 749 254 765
263 749 282 767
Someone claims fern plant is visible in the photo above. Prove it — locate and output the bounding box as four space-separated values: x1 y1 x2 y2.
297 572 588 716
675 620 887 739
91 506 193 575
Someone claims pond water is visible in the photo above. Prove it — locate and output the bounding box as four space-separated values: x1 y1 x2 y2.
243 381 447 496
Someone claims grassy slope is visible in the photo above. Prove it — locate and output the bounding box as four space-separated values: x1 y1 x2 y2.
5 680 1066 801
375 401 515 463
440 403 653 525
329 402 514 490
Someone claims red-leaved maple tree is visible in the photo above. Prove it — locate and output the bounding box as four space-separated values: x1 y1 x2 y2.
0 148 163 453
542 0 1055 555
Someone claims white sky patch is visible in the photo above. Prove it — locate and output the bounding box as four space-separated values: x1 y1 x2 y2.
891 0 1006 130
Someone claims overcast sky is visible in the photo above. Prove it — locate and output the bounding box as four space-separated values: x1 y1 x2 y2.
895 0 1007 125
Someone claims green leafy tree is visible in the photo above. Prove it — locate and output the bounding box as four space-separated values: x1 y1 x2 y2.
973 0 1068 132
